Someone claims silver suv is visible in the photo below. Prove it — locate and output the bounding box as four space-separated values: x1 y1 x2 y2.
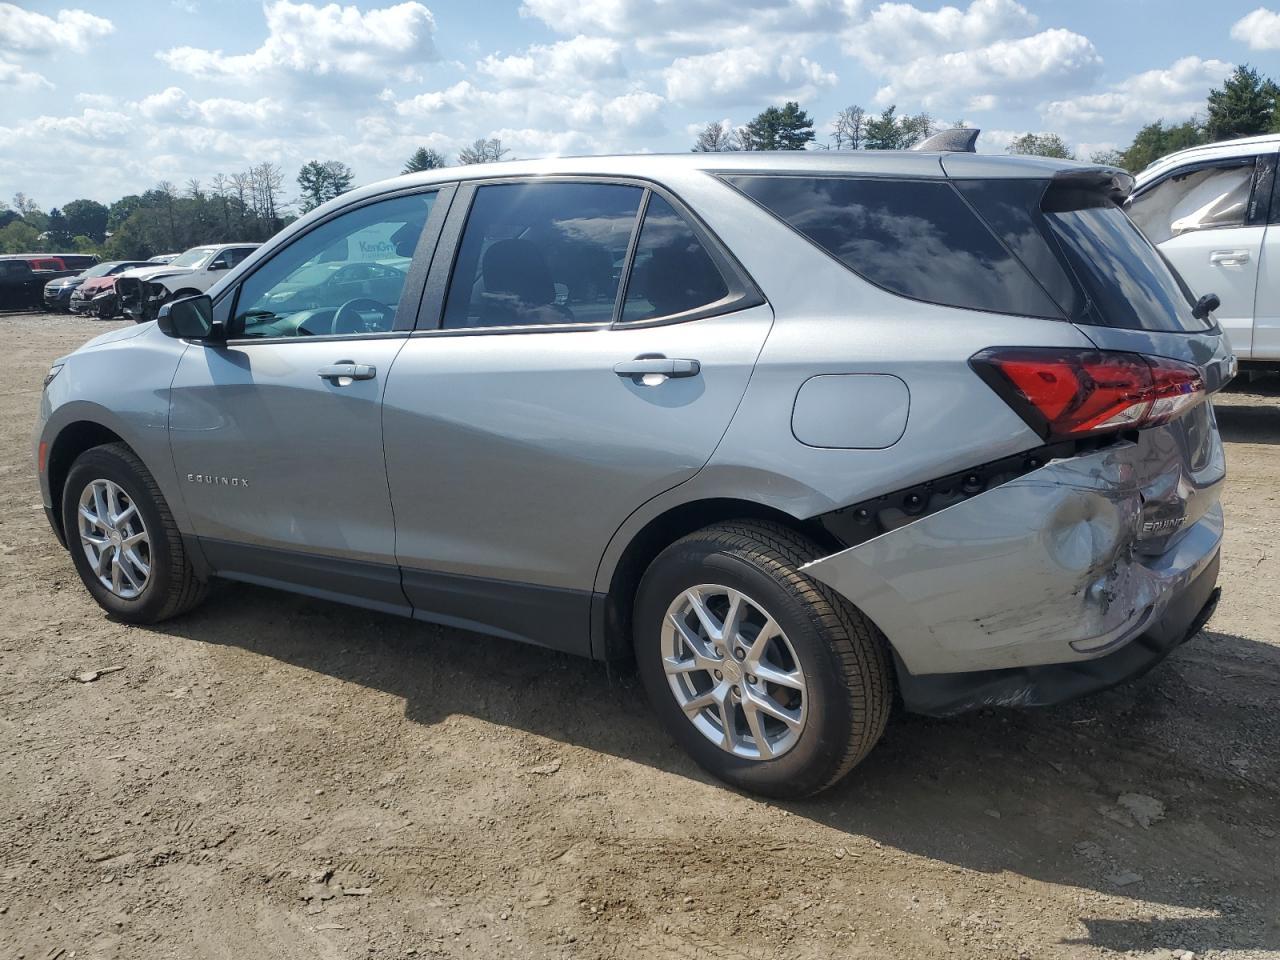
35 150 1232 797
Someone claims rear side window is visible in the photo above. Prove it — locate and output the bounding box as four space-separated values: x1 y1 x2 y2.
1041 193 1205 332
725 175 1063 319
621 195 729 323
443 182 643 329
1128 160 1255 244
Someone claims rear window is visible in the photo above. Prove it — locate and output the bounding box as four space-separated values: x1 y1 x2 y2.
960 178 1207 333
725 175 1063 319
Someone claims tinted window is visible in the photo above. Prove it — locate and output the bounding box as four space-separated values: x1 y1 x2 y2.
621 195 729 322
727 175 1062 318
443 182 642 329
1043 198 1206 332
953 179 1081 318
232 191 435 339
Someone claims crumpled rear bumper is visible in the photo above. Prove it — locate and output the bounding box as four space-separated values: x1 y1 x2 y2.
801 438 1223 713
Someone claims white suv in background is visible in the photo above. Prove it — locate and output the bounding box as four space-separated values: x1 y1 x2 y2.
1129 133 1279 369
116 243 260 322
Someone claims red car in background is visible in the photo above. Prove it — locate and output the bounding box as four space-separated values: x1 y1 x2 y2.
69 261 153 317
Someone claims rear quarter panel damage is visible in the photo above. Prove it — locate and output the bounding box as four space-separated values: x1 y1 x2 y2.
801 431 1224 676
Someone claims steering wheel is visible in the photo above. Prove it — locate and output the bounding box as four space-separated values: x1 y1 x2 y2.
331 297 394 335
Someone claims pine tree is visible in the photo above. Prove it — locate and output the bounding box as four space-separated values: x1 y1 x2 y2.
403 147 448 173
740 102 815 150
1206 65 1279 142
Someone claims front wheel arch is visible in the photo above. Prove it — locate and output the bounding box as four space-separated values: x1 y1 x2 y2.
46 421 126 542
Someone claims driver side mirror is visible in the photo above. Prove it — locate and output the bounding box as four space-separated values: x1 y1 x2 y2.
157 294 216 340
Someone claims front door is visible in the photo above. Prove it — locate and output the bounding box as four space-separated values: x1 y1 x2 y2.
381 180 772 652
167 186 450 612
1128 151 1275 357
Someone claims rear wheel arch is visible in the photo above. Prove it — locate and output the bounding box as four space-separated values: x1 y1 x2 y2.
596 497 840 661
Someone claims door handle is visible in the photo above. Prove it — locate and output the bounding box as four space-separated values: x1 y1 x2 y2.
613 356 701 383
317 361 376 383
1209 250 1250 265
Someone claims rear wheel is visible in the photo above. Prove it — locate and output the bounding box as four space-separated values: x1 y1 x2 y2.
634 521 893 798
61 443 208 623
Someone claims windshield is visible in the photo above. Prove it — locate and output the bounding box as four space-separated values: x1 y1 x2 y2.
168 247 217 269
82 263 118 278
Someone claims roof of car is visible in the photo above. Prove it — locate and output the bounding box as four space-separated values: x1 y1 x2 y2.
1136 133 1280 183
326 150 1100 211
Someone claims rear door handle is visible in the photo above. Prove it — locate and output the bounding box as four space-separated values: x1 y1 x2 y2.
1210 250 1250 265
317 361 376 383
613 357 701 382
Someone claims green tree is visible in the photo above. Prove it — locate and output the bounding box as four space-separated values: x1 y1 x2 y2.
61 198 109 244
863 106 901 149
897 112 936 148
740 101 815 150
1006 132 1074 159
1206 65 1279 142
403 147 448 172
0 220 40 253
1089 148 1125 167
1117 118 1206 172
297 160 354 214
45 208 73 248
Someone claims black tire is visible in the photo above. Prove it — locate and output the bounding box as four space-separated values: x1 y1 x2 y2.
634 520 893 798
61 442 208 623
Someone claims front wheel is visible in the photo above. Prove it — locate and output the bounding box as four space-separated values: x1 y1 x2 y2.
61 442 208 623
634 521 893 798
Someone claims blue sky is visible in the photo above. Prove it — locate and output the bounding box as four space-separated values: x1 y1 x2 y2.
3 0 1280 209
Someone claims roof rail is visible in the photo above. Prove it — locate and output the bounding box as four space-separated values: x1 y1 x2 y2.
911 128 980 153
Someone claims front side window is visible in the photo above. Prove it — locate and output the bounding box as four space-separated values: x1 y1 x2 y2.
231 191 436 339
1128 161 1255 244
442 182 642 329
621 195 730 323
726 175 1063 318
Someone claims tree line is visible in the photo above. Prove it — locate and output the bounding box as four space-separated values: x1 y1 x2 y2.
695 64 1280 173
3 65 1278 260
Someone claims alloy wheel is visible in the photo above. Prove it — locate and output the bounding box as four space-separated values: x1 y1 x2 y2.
77 478 151 600
660 584 808 760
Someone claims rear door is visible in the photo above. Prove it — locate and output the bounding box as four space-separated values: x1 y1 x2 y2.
382 178 772 653
1127 150 1276 356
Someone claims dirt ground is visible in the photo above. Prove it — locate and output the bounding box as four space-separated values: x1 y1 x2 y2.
1 311 1277 960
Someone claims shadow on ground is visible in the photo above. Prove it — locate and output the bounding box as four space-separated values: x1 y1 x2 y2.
153 585 1280 954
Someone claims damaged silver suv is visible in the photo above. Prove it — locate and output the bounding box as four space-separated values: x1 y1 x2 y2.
36 145 1232 797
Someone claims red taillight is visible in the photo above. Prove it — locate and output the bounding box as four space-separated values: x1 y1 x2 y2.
970 347 1205 440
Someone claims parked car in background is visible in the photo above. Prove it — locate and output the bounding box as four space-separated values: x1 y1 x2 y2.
147 254 180 264
58 261 153 315
36 149 1230 797
115 244 260 322
1129 133 1280 369
0 258 78 309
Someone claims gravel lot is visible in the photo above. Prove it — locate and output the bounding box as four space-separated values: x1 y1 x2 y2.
2 311 1277 960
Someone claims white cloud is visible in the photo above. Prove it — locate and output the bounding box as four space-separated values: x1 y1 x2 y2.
477 35 625 87
1231 7 1280 50
0 3 113 54
393 82 665 135
157 0 438 85
664 45 837 106
0 57 52 91
1041 56 1233 128
846 0 1036 64
24 109 133 143
520 0 853 54
137 87 291 130
840 0 1099 111
874 27 1101 111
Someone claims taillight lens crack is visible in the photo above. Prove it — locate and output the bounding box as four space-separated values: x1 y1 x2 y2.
970 347 1205 441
